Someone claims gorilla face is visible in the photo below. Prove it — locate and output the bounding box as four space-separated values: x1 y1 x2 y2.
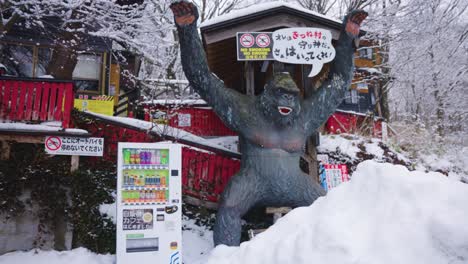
259 73 301 127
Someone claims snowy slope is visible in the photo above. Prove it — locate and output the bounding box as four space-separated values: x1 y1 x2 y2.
205 160 468 264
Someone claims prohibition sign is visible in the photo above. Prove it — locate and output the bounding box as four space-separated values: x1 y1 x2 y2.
256 33 271 47
240 33 255 48
45 136 62 151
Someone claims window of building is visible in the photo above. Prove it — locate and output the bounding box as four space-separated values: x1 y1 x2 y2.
358 48 373 60
0 44 34 77
35 47 53 77
345 89 359 104
72 54 102 92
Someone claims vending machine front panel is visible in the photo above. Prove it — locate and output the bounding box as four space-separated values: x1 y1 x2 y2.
116 143 182 264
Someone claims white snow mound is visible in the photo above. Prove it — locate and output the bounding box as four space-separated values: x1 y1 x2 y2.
0 247 113 264
206 160 468 264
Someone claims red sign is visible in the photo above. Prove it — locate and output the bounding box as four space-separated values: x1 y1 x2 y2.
45 136 62 151
239 33 255 48
256 33 271 47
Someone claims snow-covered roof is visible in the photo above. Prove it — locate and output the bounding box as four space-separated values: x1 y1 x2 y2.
200 1 342 28
144 79 190 85
142 99 208 106
0 121 88 135
358 67 383 75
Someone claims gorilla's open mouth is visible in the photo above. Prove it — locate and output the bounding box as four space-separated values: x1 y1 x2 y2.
278 106 292 115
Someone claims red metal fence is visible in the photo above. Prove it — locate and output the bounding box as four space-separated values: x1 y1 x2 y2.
144 106 237 137
325 111 382 137
0 78 74 128
182 147 240 203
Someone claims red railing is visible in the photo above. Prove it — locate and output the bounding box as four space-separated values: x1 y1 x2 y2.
325 111 382 137
144 106 237 137
0 78 74 128
182 147 240 203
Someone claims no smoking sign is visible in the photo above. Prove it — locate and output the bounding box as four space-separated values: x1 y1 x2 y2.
240 33 255 48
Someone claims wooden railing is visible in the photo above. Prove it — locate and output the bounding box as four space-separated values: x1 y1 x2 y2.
0 77 74 128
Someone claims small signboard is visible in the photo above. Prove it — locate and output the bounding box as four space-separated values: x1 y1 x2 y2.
237 32 274 61
237 28 336 77
74 95 114 116
45 136 104 156
177 113 191 127
272 28 336 77
319 164 349 191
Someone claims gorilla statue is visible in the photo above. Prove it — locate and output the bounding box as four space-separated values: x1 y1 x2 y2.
170 1 367 246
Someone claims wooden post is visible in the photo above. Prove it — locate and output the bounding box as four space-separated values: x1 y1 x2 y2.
0 141 11 160
71 155 79 172
245 62 255 95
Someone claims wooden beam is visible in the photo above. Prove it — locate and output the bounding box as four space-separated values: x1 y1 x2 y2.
1 141 11 160
0 134 44 144
265 207 292 215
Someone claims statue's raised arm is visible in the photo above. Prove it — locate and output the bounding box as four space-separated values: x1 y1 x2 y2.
302 10 368 134
170 1 250 132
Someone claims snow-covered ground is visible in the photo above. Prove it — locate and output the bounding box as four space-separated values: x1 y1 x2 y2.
0 247 113 264
2 160 467 264
205 161 468 264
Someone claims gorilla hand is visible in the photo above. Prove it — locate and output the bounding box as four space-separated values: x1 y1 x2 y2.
344 10 368 38
170 1 199 27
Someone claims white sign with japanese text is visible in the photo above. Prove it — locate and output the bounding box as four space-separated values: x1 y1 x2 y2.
177 113 191 127
45 136 104 156
272 28 336 77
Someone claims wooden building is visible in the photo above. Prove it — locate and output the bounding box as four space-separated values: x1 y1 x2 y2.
199 2 384 119
0 16 141 118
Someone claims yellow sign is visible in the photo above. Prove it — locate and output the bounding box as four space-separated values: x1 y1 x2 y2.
74 99 114 116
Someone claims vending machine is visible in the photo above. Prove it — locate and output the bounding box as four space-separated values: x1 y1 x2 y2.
116 143 182 264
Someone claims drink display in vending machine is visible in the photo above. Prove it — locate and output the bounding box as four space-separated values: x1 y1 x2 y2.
117 143 182 264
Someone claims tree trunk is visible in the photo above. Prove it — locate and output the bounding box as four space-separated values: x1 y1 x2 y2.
46 32 79 80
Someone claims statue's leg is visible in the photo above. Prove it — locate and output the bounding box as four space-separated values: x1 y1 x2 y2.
213 171 261 246
288 173 326 207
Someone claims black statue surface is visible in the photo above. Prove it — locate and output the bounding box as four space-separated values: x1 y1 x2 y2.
170 1 367 246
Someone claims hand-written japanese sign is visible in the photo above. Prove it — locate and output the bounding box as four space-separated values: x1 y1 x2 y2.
44 136 104 156
272 28 336 77
237 32 275 61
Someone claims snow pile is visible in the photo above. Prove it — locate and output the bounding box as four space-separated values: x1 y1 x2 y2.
0 247 113 264
318 134 409 166
182 217 214 262
98 203 116 223
319 134 362 159
205 160 468 264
